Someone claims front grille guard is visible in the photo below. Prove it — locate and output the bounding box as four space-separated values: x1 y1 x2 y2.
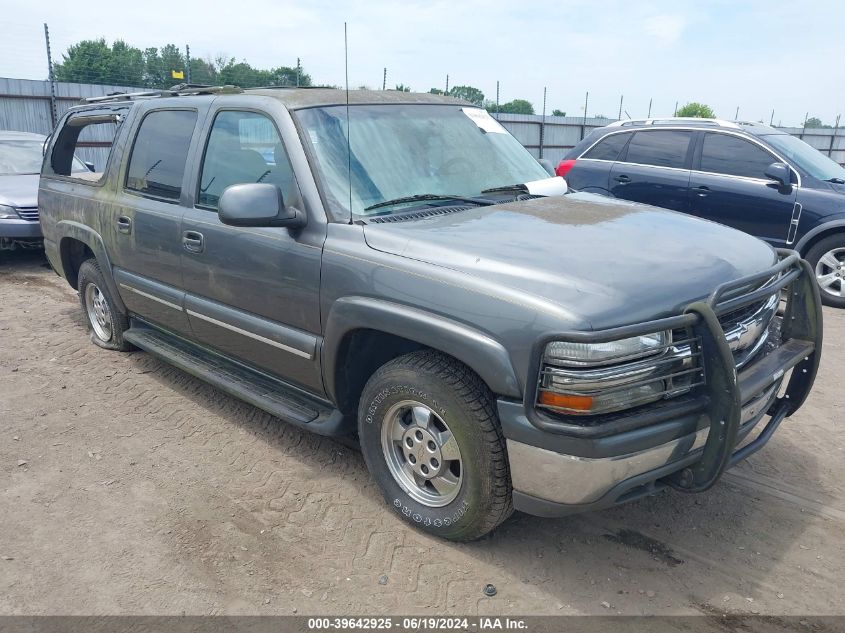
527 249 823 492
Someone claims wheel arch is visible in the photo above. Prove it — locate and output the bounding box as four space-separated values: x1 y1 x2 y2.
323 297 522 414
794 219 845 257
57 221 126 314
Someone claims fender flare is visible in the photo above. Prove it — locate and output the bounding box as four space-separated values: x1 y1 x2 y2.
322 296 522 401
56 220 127 314
794 218 845 254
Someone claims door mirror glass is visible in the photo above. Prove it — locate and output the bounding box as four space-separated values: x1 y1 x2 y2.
218 183 305 229
764 162 792 187
84 161 95 172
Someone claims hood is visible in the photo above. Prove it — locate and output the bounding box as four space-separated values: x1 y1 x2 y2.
363 193 777 329
0 174 39 208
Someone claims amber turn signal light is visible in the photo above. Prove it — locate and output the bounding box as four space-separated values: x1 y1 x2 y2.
537 391 594 412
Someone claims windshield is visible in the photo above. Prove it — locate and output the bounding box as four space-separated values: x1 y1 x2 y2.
295 104 549 217
0 140 87 176
763 134 845 182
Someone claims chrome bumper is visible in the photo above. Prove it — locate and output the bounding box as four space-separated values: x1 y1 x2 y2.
508 381 777 505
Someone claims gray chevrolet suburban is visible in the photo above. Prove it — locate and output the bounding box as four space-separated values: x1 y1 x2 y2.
39 86 823 540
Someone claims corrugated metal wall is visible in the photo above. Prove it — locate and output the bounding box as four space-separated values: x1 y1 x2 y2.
2 77 843 169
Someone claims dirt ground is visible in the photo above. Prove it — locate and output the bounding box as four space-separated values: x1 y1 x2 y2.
1 248 843 617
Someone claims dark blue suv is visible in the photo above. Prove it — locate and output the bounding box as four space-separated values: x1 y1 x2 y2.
558 118 845 307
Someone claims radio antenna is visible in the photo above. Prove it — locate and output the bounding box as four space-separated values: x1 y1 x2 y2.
345 22 353 225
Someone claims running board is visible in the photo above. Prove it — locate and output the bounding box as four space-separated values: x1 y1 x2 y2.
123 321 349 436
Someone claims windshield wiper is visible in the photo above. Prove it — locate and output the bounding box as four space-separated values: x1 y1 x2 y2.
364 194 492 212
823 177 845 184
481 183 530 194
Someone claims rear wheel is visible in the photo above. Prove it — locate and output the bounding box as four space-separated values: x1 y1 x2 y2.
358 350 513 541
805 235 845 308
77 259 131 351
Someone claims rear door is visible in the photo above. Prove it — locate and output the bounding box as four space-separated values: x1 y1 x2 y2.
110 108 200 335
179 105 325 393
609 129 694 212
567 131 631 194
688 131 798 246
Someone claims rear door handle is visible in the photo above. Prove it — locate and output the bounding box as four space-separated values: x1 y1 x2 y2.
692 185 710 197
182 230 204 253
116 216 132 235
614 174 631 184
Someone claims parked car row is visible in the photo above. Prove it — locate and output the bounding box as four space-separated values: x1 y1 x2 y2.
557 118 845 307
35 87 821 539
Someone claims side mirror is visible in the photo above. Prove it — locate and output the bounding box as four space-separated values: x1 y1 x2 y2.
218 183 305 229
84 161 95 172
764 162 792 187
537 158 556 177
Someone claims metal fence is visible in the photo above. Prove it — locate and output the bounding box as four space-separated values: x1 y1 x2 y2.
2 76 844 170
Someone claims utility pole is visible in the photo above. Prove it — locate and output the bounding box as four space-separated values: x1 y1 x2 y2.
185 44 192 83
580 91 589 140
618 95 623 121
539 86 547 159
382 67 387 90
445 74 449 94
770 109 775 126
830 114 841 158
735 106 739 120
296 58 301 87
43 23 57 128
647 98 652 118
673 101 678 116
495 80 500 118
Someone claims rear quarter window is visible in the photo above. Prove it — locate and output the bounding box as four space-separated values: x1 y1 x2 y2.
48 110 127 183
582 132 630 161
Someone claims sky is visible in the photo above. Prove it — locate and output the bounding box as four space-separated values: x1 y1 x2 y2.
1 0 843 127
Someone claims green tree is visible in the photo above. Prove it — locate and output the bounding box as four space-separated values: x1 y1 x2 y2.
394 83 411 92
551 109 566 117
493 99 534 115
804 116 831 129
675 102 716 118
54 39 145 86
447 85 484 106
268 66 311 87
428 88 445 95
188 58 218 85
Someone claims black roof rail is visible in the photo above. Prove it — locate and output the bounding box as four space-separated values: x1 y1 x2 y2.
80 84 243 104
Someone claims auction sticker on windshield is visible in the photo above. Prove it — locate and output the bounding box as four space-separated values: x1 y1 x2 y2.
462 108 507 133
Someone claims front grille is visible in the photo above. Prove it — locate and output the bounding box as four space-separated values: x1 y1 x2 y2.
15 207 39 221
716 282 781 369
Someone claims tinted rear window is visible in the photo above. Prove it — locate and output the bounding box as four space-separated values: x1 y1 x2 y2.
583 133 629 161
700 133 776 180
126 110 197 200
624 131 692 168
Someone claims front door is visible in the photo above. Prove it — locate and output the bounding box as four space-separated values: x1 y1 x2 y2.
609 129 694 212
179 108 325 393
110 108 199 335
688 132 798 247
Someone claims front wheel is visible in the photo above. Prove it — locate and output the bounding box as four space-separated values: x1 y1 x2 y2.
805 235 845 308
77 259 132 351
358 350 512 541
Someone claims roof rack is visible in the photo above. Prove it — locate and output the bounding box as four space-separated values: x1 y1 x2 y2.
80 84 243 104
607 117 741 129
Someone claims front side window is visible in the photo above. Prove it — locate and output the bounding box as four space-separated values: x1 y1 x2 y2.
295 104 549 217
700 133 776 180
198 110 295 208
126 110 197 200
583 133 630 161
624 130 693 169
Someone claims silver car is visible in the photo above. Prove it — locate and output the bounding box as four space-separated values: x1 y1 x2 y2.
0 130 87 249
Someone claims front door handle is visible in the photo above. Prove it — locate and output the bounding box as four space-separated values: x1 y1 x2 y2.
614 174 631 184
692 185 710 197
116 216 132 235
182 230 204 253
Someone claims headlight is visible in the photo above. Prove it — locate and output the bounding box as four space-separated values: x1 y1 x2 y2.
537 330 703 416
0 204 20 220
544 331 669 367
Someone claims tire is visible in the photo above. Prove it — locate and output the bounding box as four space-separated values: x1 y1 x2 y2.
77 258 132 351
804 234 845 308
358 350 512 541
